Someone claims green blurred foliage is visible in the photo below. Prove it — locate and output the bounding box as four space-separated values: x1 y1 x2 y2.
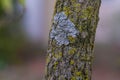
0 0 25 17
0 1 5 17
0 22 25 64
0 0 25 66
19 0 25 6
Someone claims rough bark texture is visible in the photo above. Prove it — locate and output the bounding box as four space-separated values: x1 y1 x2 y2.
46 0 101 80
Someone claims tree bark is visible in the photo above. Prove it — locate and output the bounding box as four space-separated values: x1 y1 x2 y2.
45 0 101 80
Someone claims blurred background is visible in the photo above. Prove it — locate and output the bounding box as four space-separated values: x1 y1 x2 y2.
0 0 120 80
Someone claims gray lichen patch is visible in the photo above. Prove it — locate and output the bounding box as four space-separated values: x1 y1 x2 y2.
50 12 79 46
78 0 84 3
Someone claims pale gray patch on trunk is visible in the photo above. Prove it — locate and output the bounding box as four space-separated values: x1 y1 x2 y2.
50 12 79 46
78 0 84 3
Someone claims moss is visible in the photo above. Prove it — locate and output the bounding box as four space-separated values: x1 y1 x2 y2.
63 1 81 22
46 56 50 63
53 61 59 70
68 36 76 43
70 60 74 65
52 40 57 46
59 76 65 80
55 0 63 13
63 6 72 16
78 25 83 32
81 6 94 19
81 55 91 61
71 76 76 80
59 52 62 57
54 61 59 65
54 53 62 59
68 48 76 55
75 71 82 76
53 66 57 69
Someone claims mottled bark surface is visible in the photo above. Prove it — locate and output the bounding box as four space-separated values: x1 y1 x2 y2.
46 0 101 80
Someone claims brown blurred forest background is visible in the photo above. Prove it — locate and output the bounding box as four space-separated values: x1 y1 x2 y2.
0 0 120 80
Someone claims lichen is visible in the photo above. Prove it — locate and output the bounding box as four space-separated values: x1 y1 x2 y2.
78 0 84 3
50 12 79 46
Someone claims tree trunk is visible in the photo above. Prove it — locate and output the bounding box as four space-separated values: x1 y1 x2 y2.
45 0 101 80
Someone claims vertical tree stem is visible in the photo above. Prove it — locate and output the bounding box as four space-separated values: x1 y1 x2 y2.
46 0 101 80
